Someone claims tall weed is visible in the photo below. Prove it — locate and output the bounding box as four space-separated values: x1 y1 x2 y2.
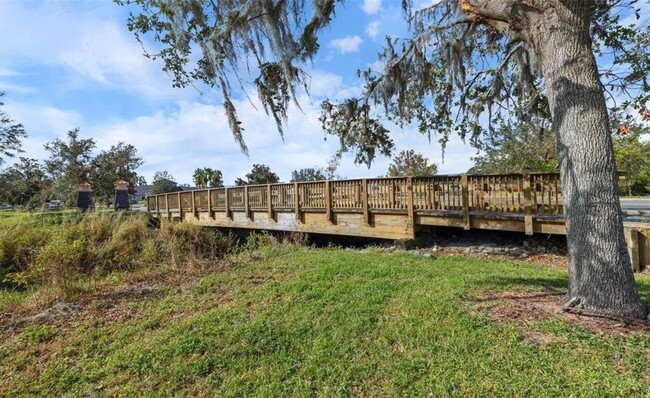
158 222 235 268
0 224 52 285
1 214 236 294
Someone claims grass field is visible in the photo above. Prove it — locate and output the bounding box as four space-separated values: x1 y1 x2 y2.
0 208 102 227
2 243 649 397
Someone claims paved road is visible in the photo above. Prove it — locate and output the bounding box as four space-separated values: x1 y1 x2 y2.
620 198 650 211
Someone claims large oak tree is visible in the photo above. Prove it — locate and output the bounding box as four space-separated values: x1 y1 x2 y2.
387 150 438 177
44 128 96 206
90 142 144 204
118 0 650 319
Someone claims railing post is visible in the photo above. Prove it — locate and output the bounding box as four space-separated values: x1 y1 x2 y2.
294 182 301 222
165 194 170 220
461 174 470 230
267 184 274 221
224 188 231 220
523 173 533 235
407 177 414 235
244 186 250 220
325 180 332 223
362 178 369 225
177 192 182 219
191 190 197 219
207 189 214 220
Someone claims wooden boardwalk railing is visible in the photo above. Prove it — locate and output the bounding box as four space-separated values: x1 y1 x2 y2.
146 172 650 270
147 173 568 238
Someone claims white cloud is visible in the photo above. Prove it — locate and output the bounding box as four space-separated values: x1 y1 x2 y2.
365 21 381 39
0 82 36 94
0 1 192 101
368 60 385 73
329 36 364 55
5 102 84 140
415 0 443 10
362 0 382 15
0 102 85 165
306 71 343 97
9 95 476 184
90 97 344 184
0 68 24 77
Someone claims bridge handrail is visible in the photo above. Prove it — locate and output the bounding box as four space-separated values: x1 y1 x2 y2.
146 173 565 226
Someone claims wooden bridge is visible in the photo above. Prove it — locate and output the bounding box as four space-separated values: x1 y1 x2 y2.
146 173 650 270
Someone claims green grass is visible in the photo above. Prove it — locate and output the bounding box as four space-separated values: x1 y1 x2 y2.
0 209 77 227
2 245 649 397
0 207 120 227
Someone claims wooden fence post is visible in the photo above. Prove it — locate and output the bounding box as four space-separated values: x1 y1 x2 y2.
165 194 170 220
461 174 470 230
523 174 533 235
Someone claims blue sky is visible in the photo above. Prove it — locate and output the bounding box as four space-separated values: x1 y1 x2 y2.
0 0 647 185
0 0 479 185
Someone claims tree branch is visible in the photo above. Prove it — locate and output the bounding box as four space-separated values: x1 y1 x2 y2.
460 0 513 30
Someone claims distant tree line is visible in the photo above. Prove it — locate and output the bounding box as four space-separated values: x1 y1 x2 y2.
470 120 650 196
0 97 145 207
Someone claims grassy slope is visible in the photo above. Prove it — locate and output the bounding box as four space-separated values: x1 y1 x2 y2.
2 246 650 397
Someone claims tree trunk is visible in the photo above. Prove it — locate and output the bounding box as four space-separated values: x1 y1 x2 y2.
529 2 648 318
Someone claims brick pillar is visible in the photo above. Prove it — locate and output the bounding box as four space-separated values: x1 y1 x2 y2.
76 183 94 212
114 180 130 211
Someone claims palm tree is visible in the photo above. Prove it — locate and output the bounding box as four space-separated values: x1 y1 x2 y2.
192 168 207 188
205 168 224 188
